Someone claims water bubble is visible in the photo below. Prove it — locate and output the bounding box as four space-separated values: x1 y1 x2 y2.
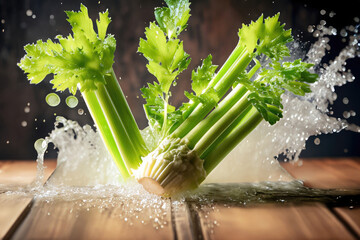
49 15 54 20
342 97 349 105
24 106 30 113
314 138 321 145
65 96 79 108
6 140 9 144
320 9 326 15
350 110 356 117
46 93 61 107
1 19 5 24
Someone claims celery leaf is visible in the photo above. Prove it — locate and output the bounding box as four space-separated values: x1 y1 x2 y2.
18 4 115 95
155 0 191 39
240 59 317 124
238 13 293 61
191 55 218 96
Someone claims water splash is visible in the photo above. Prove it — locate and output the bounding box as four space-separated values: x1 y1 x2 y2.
205 20 360 183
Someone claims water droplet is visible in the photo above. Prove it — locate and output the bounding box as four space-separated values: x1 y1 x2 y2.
65 96 79 108
21 121 28 127
331 92 337 101
320 9 326 15
340 29 348 37
26 9 33 17
307 25 314 33
24 106 30 113
343 111 350 118
46 93 60 107
314 138 320 145
5 140 9 144
78 108 84 115
34 138 48 154
342 97 349 104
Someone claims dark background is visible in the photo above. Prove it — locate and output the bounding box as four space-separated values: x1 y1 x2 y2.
0 0 359 160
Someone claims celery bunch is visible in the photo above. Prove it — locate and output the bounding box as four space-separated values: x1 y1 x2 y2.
19 0 317 197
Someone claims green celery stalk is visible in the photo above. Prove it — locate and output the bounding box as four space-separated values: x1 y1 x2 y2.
18 4 147 177
203 107 263 173
82 90 130 178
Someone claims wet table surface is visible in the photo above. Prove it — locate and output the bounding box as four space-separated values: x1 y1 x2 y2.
0 158 360 240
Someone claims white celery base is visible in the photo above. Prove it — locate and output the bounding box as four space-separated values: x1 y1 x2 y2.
134 137 206 197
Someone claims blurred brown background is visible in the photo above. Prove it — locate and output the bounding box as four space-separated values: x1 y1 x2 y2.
0 0 359 160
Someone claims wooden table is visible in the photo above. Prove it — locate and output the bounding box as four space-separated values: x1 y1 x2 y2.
0 158 359 240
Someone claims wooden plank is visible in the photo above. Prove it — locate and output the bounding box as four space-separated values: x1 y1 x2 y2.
0 160 56 240
194 203 355 240
11 197 174 239
0 194 33 240
334 207 360 238
282 158 360 189
0 160 56 186
0 158 359 239
172 201 196 240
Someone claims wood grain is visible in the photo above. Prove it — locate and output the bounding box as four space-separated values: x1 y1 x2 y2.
194 203 355 240
282 158 360 189
11 197 174 240
0 194 33 240
334 207 360 238
0 158 359 239
0 160 56 186
0 160 56 240
171 201 196 240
